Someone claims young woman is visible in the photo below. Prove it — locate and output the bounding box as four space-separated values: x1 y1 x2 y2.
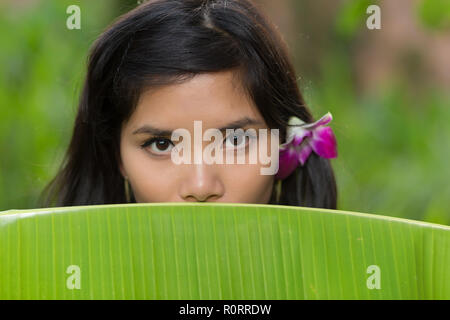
41 0 337 208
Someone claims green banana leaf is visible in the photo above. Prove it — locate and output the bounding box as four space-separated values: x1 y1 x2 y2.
0 203 449 299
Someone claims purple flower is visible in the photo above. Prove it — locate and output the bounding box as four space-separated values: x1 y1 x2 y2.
276 112 338 180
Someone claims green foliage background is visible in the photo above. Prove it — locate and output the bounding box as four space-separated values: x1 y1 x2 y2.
0 0 449 225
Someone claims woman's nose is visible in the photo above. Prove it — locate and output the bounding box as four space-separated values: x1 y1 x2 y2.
178 164 225 202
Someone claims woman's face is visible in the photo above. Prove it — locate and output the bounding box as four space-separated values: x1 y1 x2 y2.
119 70 275 203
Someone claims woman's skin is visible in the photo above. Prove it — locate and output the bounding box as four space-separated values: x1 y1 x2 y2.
119 70 276 203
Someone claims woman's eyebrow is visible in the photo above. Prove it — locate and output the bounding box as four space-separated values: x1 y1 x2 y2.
132 126 172 136
132 117 263 136
218 117 263 131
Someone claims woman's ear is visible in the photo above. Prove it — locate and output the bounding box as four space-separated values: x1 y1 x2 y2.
119 158 127 179
274 179 282 204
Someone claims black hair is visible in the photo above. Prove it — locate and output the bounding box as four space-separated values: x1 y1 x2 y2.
40 0 337 209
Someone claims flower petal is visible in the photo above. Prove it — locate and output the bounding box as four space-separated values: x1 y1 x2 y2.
309 126 337 159
301 112 333 130
284 126 311 146
288 116 306 127
292 131 312 147
282 116 305 144
275 147 300 179
297 144 313 165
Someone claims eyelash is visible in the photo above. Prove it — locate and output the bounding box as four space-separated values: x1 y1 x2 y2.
140 137 174 155
141 132 257 155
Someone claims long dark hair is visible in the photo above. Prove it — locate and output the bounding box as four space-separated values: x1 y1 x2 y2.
40 0 337 209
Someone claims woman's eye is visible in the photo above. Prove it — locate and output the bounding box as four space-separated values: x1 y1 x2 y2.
142 138 174 155
224 133 252 150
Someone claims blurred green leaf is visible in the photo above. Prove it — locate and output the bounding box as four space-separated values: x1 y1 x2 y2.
0 0 119 211
335 0 372 39
417 0 450 30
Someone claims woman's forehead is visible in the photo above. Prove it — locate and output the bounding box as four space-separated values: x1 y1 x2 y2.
126 71 266 131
